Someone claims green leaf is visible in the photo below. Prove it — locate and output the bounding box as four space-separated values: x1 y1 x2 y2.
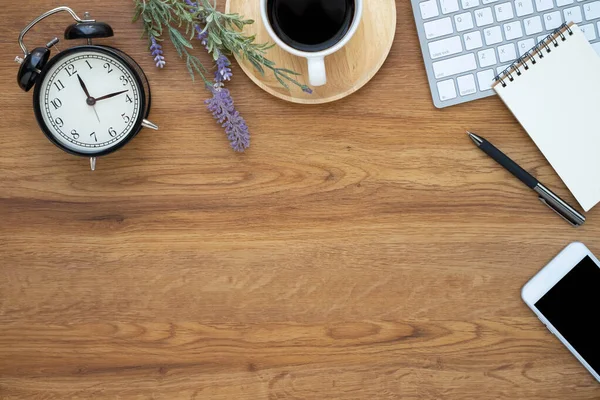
276 68 301 76
170 27 194 49
209 31 222 45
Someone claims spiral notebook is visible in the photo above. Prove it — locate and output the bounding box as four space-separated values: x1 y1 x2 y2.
493 23 600 212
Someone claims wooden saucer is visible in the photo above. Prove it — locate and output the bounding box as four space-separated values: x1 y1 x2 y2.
224 0 397 104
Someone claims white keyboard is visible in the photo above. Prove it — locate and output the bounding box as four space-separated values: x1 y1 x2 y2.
411 0 600 108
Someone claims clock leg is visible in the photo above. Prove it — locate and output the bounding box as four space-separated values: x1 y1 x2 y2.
90 157 97 171
142 119 159 130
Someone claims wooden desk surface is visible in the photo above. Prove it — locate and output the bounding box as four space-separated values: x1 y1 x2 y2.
1 1 598 398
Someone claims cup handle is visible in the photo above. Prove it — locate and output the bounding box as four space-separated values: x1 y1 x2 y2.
307 57 326 87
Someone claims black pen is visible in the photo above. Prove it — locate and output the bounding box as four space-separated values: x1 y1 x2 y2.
467 132 585 227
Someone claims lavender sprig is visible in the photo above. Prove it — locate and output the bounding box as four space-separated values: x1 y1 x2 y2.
215 54 233 82
133 0 312 152
150 36 166 68
206 85 250 152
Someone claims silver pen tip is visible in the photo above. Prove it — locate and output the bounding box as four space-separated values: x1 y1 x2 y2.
467 131 483 146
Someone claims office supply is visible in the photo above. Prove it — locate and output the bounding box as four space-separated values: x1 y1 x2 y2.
225 0 396 103
522 242 600 383
493 23 600 212
411 0 600 108
467 132 585 227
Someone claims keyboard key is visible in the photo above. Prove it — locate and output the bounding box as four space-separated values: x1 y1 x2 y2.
461 0 480 9
504 21 524 40
437 79 457 101
544 11 563 30
475 7 494 26
515 0 534 16
429 36 464 59
592 42 600 56
535 0 554 12
584 2 600 20
524 16 543 34
477 69 496 90
537 35 548 42
484 26 503 44
494 2 514 21
464 31 484 49
420 0 440 19
478 48 498 67
556 0 573 5
498 43 517 62
517 38 535 55
440 0 460 14
579 23 597 41
432 53 478 78
457 74 477 96
424 17 454 39
496 64 510 75
564 6 583 23
455 12 474 31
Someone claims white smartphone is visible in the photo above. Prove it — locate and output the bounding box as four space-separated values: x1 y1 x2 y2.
522 242 600 383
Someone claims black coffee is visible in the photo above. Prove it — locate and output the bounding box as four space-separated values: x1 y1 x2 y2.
267 0 355 52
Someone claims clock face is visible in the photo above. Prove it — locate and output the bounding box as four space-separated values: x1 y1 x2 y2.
37 48 142 155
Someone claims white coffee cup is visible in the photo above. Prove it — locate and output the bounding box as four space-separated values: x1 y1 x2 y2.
260 0 363 87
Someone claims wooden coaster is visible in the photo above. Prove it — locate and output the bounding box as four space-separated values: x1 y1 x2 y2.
224 0 397 104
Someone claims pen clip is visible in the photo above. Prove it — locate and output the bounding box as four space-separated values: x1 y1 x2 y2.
538 197 582 227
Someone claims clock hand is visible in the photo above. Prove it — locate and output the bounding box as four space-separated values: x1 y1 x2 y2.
77 74 100 122
77 74 92 99
92 106 101 123
95 90 129 102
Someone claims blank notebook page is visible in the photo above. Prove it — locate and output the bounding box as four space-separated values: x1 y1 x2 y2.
494 24 600 212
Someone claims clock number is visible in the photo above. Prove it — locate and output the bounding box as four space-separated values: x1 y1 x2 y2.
53 79 65 92
85 60 93 70
108 127 117 137
66 64 77 77
125 94 133 104
90 132 97 142
50 98 62 110
119 76 128 86
70 129 79 139
103 63 113 74
121 113 131 124
55 117 64 128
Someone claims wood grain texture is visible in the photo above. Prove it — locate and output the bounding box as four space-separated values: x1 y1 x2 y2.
224 0 396 103
0 1 599 399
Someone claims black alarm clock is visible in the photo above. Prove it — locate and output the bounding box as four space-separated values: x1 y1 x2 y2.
15 6 158 171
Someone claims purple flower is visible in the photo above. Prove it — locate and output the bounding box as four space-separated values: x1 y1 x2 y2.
206 86 250 152
185 0 206 22
215 53 233 82
194 26 233 82
150 36 166 68
196 26 208 47
302 86 313 94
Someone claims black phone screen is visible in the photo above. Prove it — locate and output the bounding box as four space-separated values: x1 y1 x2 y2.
535 255 600 374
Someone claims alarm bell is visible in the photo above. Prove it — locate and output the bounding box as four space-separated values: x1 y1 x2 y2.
64 21 114 41
16 39 57 92
15 7 107 92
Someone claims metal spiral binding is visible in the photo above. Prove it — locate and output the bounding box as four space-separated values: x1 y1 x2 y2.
494 23 574 88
